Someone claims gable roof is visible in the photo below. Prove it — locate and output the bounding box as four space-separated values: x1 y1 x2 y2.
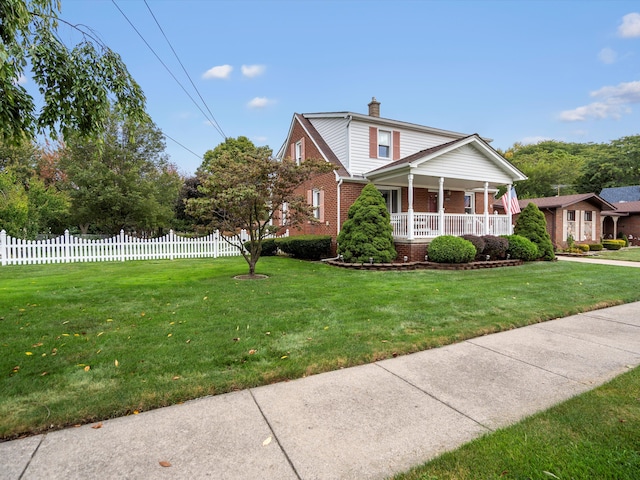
496 193 616 211
610 201 640 214
600 186 640 203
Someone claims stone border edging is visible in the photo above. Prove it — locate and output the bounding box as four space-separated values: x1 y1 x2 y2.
325 259 524 271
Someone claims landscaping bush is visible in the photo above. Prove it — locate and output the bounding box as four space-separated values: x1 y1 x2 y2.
427 235 476 264
514 202 555 260
461 234 485 260
502 234 539 261
589 243 603 251
276 235 332 260
617 232 629 247
481 235 508 260
576 244 590 253
603 239 626 250
244 238 278 256
337 183 396 263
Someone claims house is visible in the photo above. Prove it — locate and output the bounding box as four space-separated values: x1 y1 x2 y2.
494 193 615 249
600 185 640 204
276 98 527 261
599 186 640 244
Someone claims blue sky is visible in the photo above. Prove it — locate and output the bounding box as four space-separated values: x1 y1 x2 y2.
22 0 640 175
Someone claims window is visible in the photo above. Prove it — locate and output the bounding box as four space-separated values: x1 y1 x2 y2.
464 192 475 214
312 189 321 219
567 210 576 221
584 211 592 221
379 188 400 214
378 130 391 158
295 140 302 165
281 202 288 226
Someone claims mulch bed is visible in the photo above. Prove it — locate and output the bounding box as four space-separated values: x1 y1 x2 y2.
324 259 524 271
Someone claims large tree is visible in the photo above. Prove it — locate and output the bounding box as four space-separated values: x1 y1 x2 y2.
188 137 335 276
1 0 146 144
61 109 181 235
575 135 640 193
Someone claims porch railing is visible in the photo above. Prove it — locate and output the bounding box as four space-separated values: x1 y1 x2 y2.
391 213 511 239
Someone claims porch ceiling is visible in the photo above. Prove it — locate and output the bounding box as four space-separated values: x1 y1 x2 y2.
367 171 501 191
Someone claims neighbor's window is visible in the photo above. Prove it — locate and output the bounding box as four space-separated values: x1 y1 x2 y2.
281 202 288 226
295 141 303 165
584 211 592 221
378 130 391 158
312 189 321 219
567 210 576 221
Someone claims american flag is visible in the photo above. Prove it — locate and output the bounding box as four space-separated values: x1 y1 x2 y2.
502 187 521 214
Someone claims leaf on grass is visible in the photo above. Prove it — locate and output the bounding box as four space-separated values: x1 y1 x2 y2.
186 339 191 344
32 342 43 347
233 337 240 342
323 326 329 330
84 365 91 372
62 320 69 324
249 349 257 355
41 371 47 376
281 355 288 360
133 410 139 415
172 376 180 381
115 359 119 367
203 296 208 301
543 472 560 479
159 461 171 467
140 312 145 317
92 423 103 429
25 352 33 356
263 436 272 446
97 332 104 337
167 333 173 337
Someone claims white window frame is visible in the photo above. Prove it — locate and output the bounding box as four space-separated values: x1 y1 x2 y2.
378 187 401 214
378 130 391 159
281 202 288 226
464 192 475 214
295 141 303 166
312 189 321 219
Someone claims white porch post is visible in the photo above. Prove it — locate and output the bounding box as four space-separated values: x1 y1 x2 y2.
407 173 415 240
438 177 445 236
507 183 513 234
483 182 489 235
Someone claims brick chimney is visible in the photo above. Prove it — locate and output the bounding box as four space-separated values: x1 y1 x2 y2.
368 97 380 117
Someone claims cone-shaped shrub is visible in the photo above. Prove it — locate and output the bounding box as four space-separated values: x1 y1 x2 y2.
337 184 397 263
514 202 555 260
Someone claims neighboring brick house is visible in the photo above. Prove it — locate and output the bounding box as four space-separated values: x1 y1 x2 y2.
599 186 640 244
276 98 527 261
495 194 615 249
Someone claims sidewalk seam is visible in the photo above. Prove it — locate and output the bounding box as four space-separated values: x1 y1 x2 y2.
531 323 640 356
248 389 302 480
373 363 493 433
18 434 45 480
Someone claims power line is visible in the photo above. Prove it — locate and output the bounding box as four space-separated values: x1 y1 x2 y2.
143 0 226 140
110 0 226 141
162 131 203 160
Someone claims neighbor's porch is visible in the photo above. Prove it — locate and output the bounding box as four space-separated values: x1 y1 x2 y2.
390 211 511 239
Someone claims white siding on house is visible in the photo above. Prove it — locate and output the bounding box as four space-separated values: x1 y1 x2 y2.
349 120 463 177
307 117 350 170
413 144 514 184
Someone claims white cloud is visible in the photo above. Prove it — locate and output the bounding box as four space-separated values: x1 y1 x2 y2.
241 64 266 78
618 12 640 38
247 97 274 109
520 136 552 145
559 80 640 121
202 64 233 79
598 47 617 64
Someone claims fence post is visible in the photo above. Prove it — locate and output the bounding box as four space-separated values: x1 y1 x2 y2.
0 230 6 267
169 229 175 261
120 230 126 262
214 230 219 258
63 230 71 263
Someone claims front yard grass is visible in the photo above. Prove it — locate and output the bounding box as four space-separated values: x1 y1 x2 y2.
2 256 640 439
393 365 640 480
594 246 640 262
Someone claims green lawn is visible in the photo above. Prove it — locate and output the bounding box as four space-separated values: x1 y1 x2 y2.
2 256 640 439
393 365 640 480
594 246 640 262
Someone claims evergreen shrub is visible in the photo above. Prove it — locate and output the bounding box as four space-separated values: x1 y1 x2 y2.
337 184 397 263
244 238 278 256
502 234 538 261
514 203 555 260
276 235 332 260
589 243 603 251
427 236 476 264
461 234 485 259
576 244 590 253
603 239 626 250
481 235 509 259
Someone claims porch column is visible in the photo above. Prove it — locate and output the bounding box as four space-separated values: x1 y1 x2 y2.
483 182 489 235
407 173 415 240
438 177 445 236
507 183 513 234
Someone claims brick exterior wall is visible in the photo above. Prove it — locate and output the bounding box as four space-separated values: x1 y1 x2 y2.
612 214 640 245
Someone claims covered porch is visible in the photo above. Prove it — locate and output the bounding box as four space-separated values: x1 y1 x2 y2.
365 134 527 241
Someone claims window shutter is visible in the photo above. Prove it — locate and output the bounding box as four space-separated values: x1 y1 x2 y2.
290 143 295 161
393 131 400 160
301 137 306 162
307 190 312 205
369 127 377 158
319 190 325 222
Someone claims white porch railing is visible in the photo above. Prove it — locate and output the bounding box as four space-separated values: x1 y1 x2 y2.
391 213 511 239
0 229 288 266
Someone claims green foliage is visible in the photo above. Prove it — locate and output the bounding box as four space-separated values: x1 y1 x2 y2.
617 232 629 247
244 238 278 256
427 235 476 263
576 136 640 193
0 169 29 237
276 235 332 260
576 244 591 253
189 137 335 274
502 234 539 261
481 235 508 260
589 243 603 251
514 203 555 260
337 184 397 263
461 234 485 259
603 239 626 250
0 0 147 144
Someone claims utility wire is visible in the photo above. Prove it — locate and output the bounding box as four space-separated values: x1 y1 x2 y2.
162 131 203 160
110 0 226 140
144 0 226 140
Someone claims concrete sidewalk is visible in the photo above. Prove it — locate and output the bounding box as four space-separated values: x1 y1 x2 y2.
3 303 640 480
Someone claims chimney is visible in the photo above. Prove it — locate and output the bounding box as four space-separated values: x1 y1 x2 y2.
368 97 380 117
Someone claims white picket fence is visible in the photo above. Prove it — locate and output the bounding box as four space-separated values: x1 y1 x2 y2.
0 229 289 266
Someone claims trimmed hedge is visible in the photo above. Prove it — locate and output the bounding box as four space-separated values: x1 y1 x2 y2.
502 234 539 261
243 238 278 256
461 235 485 260
482 235 508 260
575 244 590 253
428 236 476 264
603 239 626 250
589 243 603 251
276 235 332 260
